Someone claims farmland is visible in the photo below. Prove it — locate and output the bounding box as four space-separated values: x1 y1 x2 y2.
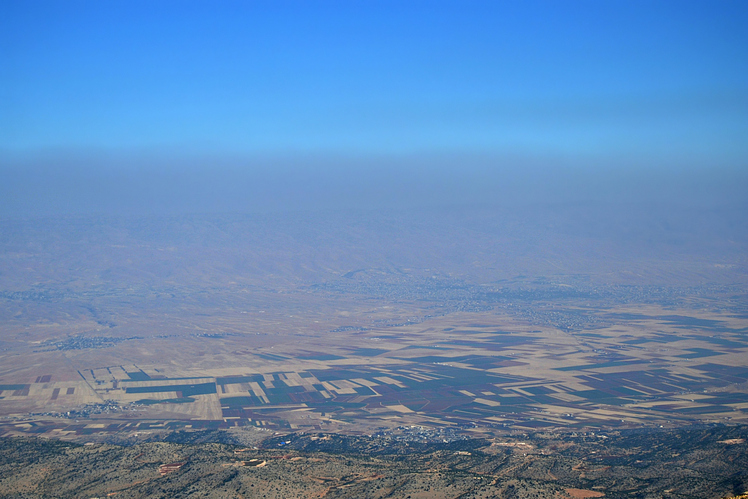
1 212 746 442
3 304 748 440
0 209 746 497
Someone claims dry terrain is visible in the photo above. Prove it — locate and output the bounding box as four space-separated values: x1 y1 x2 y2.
0 424 746 498
0 208 746 497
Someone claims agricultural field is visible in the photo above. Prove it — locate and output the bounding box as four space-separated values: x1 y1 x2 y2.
1 283 747 440
0 211 746 441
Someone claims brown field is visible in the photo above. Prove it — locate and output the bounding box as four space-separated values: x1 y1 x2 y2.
1 212 747 441
2 296 747 441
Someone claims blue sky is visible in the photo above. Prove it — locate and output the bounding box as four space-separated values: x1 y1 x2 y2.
2 0 747 166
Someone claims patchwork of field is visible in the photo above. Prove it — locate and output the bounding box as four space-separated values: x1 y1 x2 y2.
1 212 746 441
2 301 747 440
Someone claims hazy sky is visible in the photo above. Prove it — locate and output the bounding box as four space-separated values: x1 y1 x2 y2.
1 1 747 216
2 0 747 159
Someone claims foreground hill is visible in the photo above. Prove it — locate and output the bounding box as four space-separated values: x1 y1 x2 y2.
0 425 746 498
